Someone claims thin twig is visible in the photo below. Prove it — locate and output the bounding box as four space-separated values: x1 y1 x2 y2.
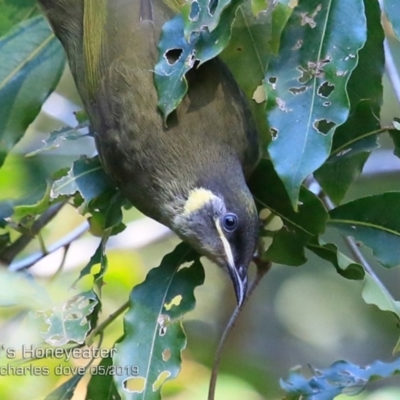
0 201 66 266
208 259 271 400
321 190 395 301
8 221 89 272
85 300 130 346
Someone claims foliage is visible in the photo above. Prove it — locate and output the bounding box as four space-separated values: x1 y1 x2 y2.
0 0 400 399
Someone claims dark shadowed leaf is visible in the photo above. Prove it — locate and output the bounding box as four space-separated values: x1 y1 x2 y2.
113 242 204 400
221 1 285 144
329 193 400 268
0 16 65 168
249 159 328 265
265 0 367 209
45 373 85 400
86 355 121 400
315 0 384 204
281 358 400 399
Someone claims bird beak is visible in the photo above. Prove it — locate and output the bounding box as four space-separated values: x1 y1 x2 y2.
215 219 248 307
228 263 248 307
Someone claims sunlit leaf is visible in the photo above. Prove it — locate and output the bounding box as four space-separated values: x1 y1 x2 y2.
36 290 98 346
307 237 364 280
362 273 400 323
113 242 204 400
0 16 65 168
265 0 367 209
329 193 400 268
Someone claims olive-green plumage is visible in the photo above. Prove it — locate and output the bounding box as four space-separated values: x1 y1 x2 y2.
39 0 261 306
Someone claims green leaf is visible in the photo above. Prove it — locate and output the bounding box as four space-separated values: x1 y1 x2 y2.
384 0 400 40
86 356 121 400
73 238 108 289
315 0 384 204
0 0 38 36
36 290 98 346
362 273 400 323
51 156 115 202
249 159 328 265
182 0 232 36
11 182 52 221
27 124 89 157
307 237 364 280
155 0 242 120
113 242 204 400
0 15 65 168
281 358 400 399
329 192 400 268
220 0 279 144
265 0 367 209
45 373 85 400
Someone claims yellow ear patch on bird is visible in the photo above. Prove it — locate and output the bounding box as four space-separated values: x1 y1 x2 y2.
183 188 216 215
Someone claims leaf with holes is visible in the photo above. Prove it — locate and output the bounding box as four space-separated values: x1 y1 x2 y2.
265 0 367 209
329 193 400 268
155 0 242 120
249 159 328 265
113 242 204 400
51 156 115 202
307 237 364 280
221 1 288 144
281 358 400 399
384 0 400 40
315 0 384 204
182 0 232 37
0 16 65 168
27 123 89 157
36 290 98 346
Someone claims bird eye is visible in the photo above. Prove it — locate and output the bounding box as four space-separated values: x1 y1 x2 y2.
222 213 238 232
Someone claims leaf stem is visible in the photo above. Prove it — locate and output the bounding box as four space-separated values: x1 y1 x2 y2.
208 259 271 400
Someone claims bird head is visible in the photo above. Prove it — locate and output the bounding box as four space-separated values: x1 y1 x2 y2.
173 186 259 306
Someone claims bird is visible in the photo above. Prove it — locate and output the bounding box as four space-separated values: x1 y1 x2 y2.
38 0 261 306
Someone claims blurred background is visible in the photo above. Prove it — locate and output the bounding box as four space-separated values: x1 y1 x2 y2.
0 26 400 400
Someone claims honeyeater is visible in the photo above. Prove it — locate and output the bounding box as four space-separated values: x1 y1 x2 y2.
38 0 261 306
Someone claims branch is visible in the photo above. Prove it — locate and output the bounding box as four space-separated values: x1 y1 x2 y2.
0 201 66 266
